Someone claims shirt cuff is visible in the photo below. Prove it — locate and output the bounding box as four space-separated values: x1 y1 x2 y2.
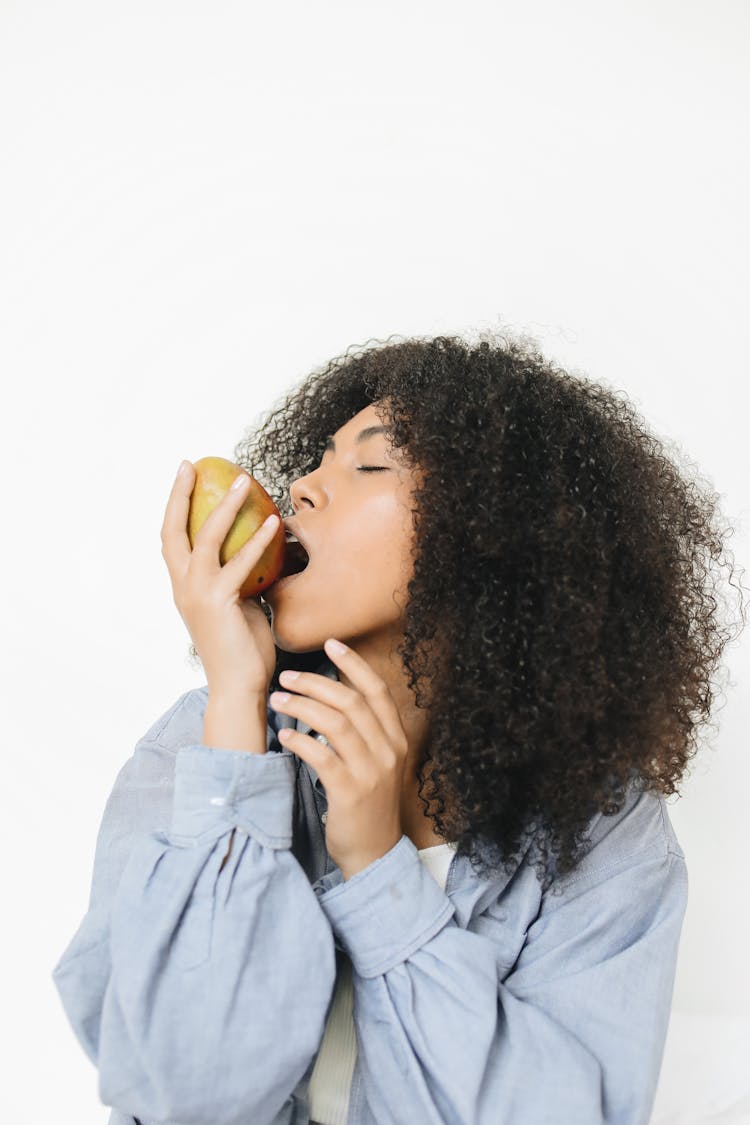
169 744 297 848
313 835 456 978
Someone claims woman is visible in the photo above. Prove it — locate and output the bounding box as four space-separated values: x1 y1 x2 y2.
53 332 745 1124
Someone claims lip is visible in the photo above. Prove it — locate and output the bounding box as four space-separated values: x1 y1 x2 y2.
265 565 308 597
282 518 311 558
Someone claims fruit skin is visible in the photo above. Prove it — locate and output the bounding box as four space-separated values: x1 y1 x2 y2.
187 456 286 598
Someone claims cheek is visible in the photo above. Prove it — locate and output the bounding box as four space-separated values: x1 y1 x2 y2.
357 519 415 587
328 495 416 584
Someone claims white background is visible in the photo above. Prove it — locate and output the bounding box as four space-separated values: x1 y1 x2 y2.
1 2 748 1122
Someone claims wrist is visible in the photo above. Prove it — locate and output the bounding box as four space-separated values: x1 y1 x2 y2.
207 682 268 705
203 688 269 754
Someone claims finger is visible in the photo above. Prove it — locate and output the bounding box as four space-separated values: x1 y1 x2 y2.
276 727 343 784
160 461 196 575
217 512 280 595
320 639 410 757
270 678 390 768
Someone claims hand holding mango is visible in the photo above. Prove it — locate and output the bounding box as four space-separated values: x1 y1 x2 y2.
161 457 283 698
187 456 287 598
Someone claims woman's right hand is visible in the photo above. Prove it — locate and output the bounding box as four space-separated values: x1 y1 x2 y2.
160 462 280 697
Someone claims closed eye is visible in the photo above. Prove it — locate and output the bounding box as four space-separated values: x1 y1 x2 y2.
356 466 388 472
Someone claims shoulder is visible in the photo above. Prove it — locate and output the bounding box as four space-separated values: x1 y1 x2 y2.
135 685 210 753
546 782 686 900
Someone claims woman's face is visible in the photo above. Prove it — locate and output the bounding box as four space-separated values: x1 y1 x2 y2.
264 402 423 658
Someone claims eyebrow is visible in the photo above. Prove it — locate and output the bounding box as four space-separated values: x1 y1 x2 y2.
323 425 390 453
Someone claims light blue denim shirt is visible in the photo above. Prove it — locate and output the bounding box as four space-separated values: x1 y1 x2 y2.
53 654 688 1125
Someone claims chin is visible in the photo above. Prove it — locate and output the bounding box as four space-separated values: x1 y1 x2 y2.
267 613 327 657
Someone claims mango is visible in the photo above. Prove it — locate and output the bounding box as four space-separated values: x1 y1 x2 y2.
187 456 286 598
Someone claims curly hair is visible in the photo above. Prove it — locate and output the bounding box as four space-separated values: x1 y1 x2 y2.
187 330 747 891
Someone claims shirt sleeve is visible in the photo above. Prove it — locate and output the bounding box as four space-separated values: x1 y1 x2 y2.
315 823 688 1125
52 694 337 1125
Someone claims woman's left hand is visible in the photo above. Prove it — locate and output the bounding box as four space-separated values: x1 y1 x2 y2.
269 638 408 881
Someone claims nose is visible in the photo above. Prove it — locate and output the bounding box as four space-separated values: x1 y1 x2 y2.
289 467 325 512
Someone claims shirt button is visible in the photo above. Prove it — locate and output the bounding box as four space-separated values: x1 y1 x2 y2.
321 811 328 824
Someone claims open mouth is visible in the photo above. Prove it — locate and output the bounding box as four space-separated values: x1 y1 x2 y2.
279 538 310 579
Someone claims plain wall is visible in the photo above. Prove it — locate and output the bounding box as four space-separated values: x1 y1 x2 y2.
1 1 747 1121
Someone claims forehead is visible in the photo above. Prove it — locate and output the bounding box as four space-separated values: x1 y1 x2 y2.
334 402 388 438
328 402 422 480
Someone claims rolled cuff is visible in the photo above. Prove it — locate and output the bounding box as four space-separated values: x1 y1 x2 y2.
314 834 456 978
169 744 296 848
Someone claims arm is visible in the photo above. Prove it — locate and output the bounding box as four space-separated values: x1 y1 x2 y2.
314 796 688 1125
52 689 337 1125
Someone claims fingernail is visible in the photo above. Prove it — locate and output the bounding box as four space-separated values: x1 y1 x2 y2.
177 460 190 477
326 638 347 655
231 473 249 491
263 513 279 529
